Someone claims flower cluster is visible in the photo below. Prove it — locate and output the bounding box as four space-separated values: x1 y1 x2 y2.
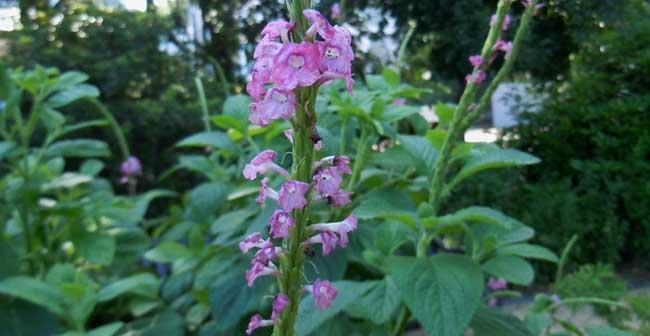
246 9 354 126
119 156 142 184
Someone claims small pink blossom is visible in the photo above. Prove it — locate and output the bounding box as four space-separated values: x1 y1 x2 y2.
246 261 279 287
303 9 335 40
331 3 341 20
317 32 354 75
522 0 545 15
465 70 487 84
249 88 297 126
246 314 274 335
271 293 289 321
243 150 290 180
328 190 352 207
270 43 321 90
252 240 282 265
269 209 294 238
254 35 283 60
310 215 357 247
305 279 338 310
246 79 267 102
314 167 343 198
494 39 513 58
239 233 266 253
260 20 294 43
257 177 279 204
487 277 508 291
469 55 483 68
316 156 352 175
278 180 310 213
490 14 511 31
120 156 142 184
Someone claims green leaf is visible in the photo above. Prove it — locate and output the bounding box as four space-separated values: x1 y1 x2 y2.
45 84 99 108
0 239 20 279
585 325 635 336
97 273 160 302
73 232 116 266
469 306 533 336
0 141 18 159
382 67 400 87
295 281 375 335
388 254 484 336
344 278 400 324
87 322 124 336
426 206 517 230
482 256 534 285
450 147 540 188
41 173 92 191
222 95 252 120
397 135 438 176
184 182 230 223
145 241 192 263
354 188 416 227
0 277 67 316
497 244 559 263
210 208 257 238
80 159 104 176
0 299 60 336
176 131 238 153
45 139 110 158
435 103 456 126
425 129 447 150
211 115 245 132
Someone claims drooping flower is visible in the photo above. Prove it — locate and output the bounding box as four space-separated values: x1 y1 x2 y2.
257 177 279 204
246 314 274 335
305 231 339 255
246 261 279 287
487 277 508 291
270 42 321 90
469 55 483 68
278 180 310 213
271 293 289 321
305 279 338 310
269 209 294 238
303 9 335 40
260 20 294 43
239 233 267 253
490 14 511 31
249 88 297 126
243 150 291 180
310 215 357 247
120 156 142 184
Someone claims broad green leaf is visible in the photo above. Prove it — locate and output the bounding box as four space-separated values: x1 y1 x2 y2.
176 131 238 153
97 274 160 302
222 94 252 120
184 182 230 223
383 67 400 87
303 247 348 281
0 277 67 316
73 232 116 266
145 241 192 263
45 84 99 108
482 256 534 285
0 141 17 159
0 239 20 279
450 148 540 188
497 244 559 263
426 206 517 230
80 159 104 176
137 309 185 336
41 173 92 191
45 139 110 158
388 254 484 336
211 115 245 132
0 300 60 336
210 208 257 237
295 281 375 335
585 325 634 336
426 129 446 149
112 227 150 266
382 104 420 123
344 278 400 324
435 103 456 126
374 220 410 255
87 322 125 336
354 188 416 227
397 135 438 176
469 306 533 336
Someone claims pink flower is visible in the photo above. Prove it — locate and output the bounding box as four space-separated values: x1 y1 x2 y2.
246 261 279 287
331 3 341 19
305 279 338 310
494 39 513 58
257 177 279 204
469 55 483 68
317 155 352 174
270 43 321 90
271 293 289 321
303 9 335 40
246 314 274 335
239 233 266 253
522 0 545 15
278 180 310 213
269 209 294 238
317 32 354 75
243 150 290 180
249 88 297 126
465 70 487 84
328 190 352 207
252 240 282 265
310 215 357 247
254 35 283 60
246 79 267 102
487 277 508 291
120 156 142 183
260 20 294 43
490 14 511 31
284 128 293 143
314 167 343 197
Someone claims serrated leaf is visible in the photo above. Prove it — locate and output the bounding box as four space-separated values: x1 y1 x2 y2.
426 206 517 230
497 244 559 263
450 148 540 188
388 254 484 336
354 188 416 226
469 306 533 336
482 256 534 285
344 278 400 324
397 135 438 176
97 274 160 302
45 139 110 158
45 84 99 108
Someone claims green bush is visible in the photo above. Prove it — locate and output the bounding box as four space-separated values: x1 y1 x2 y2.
503 0 650 264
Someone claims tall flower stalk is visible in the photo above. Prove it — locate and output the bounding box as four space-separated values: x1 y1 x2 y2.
240 1 357 335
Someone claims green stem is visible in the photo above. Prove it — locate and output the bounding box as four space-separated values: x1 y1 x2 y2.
346 124 369 190
194 76 212 132
396 24 416 72
391 307 411 336
87 99 131 159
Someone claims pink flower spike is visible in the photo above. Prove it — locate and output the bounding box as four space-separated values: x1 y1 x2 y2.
249 88 297 126
328 190 352 207
252 241 283 265
239 232 266 253
257 177 279 204
243 150 290 180
488 277 508 291
304 279 338 310
310 215 357 247
318 32 354 76
271 42 321 90
303 9 335 40
271 293 289 321
260 20 295 43
269 209 294 239
469 55 483 68
314 167 343 198
246 261 279 287
278 180 310 213
304 231 339 255
246 314 274 335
